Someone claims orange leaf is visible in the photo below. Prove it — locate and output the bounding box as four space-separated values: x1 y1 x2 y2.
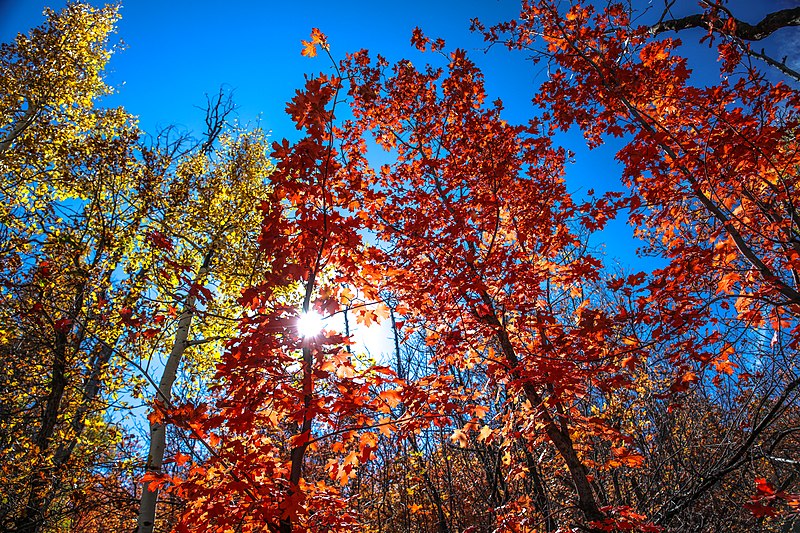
473 404 489 419
301 39 317 58
301 28 328 57
450 428 469 448
379 389 403 408
174 452 190 466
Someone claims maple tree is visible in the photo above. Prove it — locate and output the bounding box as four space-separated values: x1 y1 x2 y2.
161 59 394 532
3 1 800 532
471 1 800 530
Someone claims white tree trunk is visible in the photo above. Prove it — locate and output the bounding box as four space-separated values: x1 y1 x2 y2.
136 254 211 533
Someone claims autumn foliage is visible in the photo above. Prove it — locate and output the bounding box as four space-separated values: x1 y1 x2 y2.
2 2 800 533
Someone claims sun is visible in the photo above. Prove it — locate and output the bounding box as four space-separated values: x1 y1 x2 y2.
296 310 325 338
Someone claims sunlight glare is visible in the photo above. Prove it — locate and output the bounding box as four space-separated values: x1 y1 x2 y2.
296 310 325 338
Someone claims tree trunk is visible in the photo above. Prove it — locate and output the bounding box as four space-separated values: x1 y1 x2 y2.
52 342 114 467
12 276 88 533
12 330 68 533
136 252 212 533
279 344 314 533
0 102 39 154
478 290 605 528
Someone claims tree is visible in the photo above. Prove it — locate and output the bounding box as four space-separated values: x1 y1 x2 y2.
474 0 800 529
4 2 800 532
0 5 152 531
135 100 274 533
340 40 623 529
0 8 274 533
164 64 392 532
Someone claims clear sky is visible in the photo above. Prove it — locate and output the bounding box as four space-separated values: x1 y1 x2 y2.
0 0 527 136
1 0 795 267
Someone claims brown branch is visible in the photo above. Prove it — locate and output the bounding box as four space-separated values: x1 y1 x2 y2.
651 6 800 41
655 376 800 525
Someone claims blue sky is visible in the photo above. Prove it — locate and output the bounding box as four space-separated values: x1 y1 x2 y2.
1 1 526 135
1 0 794 267
1 0 787 150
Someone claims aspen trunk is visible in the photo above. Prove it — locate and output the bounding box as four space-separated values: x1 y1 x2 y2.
136 254 211 533
52 342 114 466
0 103 39 154
13 330 69 533
13 276 89 533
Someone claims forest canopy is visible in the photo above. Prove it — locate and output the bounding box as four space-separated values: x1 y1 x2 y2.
1 2 799 532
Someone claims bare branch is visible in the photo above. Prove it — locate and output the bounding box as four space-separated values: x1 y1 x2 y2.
199 86 236 153
749 47 800 83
